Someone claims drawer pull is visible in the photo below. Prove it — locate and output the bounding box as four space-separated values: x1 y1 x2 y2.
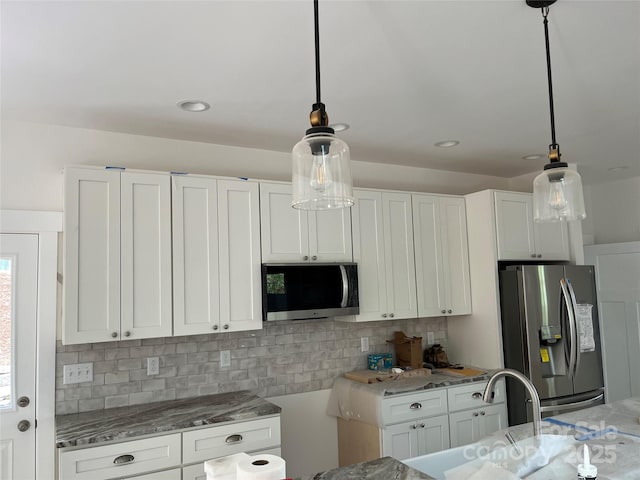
471 392 482 400
225 434 243 444
410 402 422 410
473 412 479 417
113 454 135 465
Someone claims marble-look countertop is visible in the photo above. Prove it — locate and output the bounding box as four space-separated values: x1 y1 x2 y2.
55 390 281 448
296 457 435 480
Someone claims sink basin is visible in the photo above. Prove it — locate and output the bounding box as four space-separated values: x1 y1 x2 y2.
403 434 578 480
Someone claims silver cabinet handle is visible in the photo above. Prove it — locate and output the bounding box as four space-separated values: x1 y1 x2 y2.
382 313 387 318
447 309 452 314
312 255 317 261
225 434 243 444
17 420 30 432
537 254 542 258
111 332 118 338
480 411 486 416
113 454 135 465
303 256 309 261
124 331 131 337
389 313 394 318
441 309 446 314
473 412 479 417
531 254 536 258
410 402 422 410
213 325 219 330
410 424 417 430
17 396 30 408
223 324 229 330
471 392 482 400
420 423 425 428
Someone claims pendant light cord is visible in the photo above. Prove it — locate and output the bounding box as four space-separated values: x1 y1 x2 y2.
314 0 322 105
542 7 558 149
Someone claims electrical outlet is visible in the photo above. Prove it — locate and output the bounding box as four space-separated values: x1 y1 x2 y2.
220 350 231 368
361 337 369 352
63 363 93 384
147 357 159 376
427 332 435 345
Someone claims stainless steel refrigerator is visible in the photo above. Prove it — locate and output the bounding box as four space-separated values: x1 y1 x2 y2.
499 264 605 426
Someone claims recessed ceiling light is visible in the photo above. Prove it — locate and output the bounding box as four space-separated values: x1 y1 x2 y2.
330 123 350 132
434 140 460 148
177 100 210 112
522 154 545 160
608 166 629 172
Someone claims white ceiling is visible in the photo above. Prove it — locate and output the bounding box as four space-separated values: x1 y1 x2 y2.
2 1 639 185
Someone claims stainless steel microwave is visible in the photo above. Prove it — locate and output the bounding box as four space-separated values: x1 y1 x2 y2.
262 263 359 321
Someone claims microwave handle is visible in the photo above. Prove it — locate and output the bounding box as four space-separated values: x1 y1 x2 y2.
340 265 349 308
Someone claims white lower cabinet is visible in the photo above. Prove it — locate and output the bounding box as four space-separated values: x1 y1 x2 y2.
337 380 507 466
58 416 281 480
381 415 450 461
448 403 507 448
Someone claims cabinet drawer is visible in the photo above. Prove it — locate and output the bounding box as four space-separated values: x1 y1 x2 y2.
59 433 181 480
447 379 505 413
182 416 281 464
380 389 448 426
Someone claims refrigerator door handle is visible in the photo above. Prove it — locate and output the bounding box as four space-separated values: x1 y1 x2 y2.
566 279 582 374
560 278 578 376
538 392 604 413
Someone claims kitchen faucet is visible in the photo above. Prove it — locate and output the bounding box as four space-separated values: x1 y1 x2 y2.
483 368 541 437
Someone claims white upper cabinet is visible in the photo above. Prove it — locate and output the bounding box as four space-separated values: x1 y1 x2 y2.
260 182 352 263
64 167 172 344
351 190 417 321
172 176 262 336
494 191 569 261
64 167 121 344
412 194 472 317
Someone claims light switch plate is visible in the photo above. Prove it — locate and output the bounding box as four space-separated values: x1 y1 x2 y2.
220 350 231 367
63 363 93 384
147 357 159 376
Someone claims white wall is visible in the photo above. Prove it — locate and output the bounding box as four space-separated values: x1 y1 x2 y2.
1 120 510 211
584 178 640 244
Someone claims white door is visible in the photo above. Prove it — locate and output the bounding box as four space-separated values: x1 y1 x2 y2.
0 234 38 480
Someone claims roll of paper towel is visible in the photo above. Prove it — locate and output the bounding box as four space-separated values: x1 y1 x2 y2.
236 454 286 480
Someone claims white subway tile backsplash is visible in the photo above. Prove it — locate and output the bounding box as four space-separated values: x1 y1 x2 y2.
55 317 448 414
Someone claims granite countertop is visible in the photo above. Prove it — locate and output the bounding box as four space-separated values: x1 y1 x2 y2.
55 390 281 448
296 457 435 480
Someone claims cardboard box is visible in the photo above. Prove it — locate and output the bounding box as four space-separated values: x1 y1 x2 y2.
387 331 422 369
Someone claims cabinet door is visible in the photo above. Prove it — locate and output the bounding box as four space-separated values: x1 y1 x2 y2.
218 180 262 332
172 176 220 336
351 190 388 321
383 192 417 319
63 167 121 344
308 208 353 262
381 422 419 460
121 172 173 339
412 194 446 317
494 192 536 260
440 197 472 315
417 414 450 456
448 404 507 448
124 468 181 480
534 221 570 260
259 182 309 263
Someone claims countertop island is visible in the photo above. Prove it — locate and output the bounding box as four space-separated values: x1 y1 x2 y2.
406 396 640 479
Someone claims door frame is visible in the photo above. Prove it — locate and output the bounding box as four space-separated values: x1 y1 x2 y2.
1 209 62 479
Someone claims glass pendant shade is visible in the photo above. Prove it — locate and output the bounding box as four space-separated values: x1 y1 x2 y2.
292 129 354 210
533 164 586 222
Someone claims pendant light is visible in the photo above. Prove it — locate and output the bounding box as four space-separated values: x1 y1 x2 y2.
528 1 586 222
291 0 354 210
